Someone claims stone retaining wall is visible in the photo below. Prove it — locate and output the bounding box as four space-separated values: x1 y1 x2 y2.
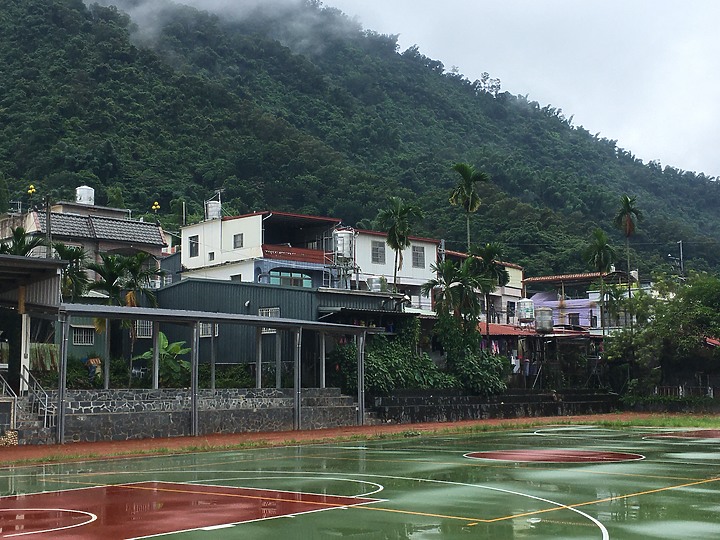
40 388 356 443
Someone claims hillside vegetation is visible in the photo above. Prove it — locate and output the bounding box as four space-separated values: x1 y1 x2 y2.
1 0 719 277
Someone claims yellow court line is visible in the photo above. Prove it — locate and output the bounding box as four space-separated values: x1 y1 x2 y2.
42 473 720 526
485 475 720 523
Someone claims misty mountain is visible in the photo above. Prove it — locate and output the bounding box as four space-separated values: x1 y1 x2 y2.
1 0 719 277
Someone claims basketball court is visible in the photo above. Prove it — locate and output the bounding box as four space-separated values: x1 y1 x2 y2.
2 425 719 539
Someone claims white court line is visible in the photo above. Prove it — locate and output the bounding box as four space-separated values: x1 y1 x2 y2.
130 470 608 539
0 508 97 538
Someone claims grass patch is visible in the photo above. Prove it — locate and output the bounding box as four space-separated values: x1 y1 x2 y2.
4 413 720 468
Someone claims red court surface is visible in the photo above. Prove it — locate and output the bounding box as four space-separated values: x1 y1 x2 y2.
0 481 380 539
649 429 720 439
465 449 645 463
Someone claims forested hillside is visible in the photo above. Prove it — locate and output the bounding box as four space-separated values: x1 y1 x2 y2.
1 0 719 277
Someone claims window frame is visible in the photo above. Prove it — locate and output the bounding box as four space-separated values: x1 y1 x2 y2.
411 245 425 268
258 306 280 334
135 320 153 339
72 326 95 346
371 240 386 265
233 233 244 249
188 235 199 258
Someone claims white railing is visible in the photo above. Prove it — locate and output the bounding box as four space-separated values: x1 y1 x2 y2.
0 373 17 430
21 366 56 428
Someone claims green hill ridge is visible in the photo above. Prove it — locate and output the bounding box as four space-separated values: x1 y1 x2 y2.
1 0 718 277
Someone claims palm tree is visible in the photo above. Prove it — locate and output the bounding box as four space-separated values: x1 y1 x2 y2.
86 253 130 377
583 228 616 335
53 243 90 302
124 252 165 359
469 243 510 344
449 163 489 251
613 194 642 327
0 226 46 256
376 196 423 293
86 253 128 306
124 252 164 308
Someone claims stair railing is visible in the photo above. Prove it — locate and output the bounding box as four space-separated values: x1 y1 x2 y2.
20 366 56 428
0 372 18 430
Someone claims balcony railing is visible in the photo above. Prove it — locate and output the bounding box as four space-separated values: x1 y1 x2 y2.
262 244 328 264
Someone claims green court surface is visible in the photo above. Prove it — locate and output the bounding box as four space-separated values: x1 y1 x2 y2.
1 425 719 539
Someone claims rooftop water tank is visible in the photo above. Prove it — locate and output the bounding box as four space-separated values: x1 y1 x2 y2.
517 298 535 322
75 185 95 205
535 307 553 333
333 229 354 259
205 200 221 220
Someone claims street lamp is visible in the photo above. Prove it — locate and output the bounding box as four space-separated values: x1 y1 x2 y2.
151 201 160 213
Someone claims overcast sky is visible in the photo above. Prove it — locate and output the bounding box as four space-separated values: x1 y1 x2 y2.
325 0 720 178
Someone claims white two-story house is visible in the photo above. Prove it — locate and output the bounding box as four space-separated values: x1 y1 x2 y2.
181 209 341 287
354 230 438 309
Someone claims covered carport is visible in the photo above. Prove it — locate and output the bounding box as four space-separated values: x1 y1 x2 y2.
56 303 376 444
0 254 65 394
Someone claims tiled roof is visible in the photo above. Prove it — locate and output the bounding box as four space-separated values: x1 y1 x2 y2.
477 323 538 336
37 212 165 246
523 272 604 284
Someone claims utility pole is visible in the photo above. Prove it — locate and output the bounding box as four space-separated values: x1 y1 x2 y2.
45 195 52 258
677 240 684 277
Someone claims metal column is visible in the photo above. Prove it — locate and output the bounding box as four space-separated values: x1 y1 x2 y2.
275 333 282 389
255 327 262 389
56 314 70 444
152 322 159 389
356 331 366 426
293 328 302 430
320 332 326 389
190 322 199 436
210 328 217 390
103 318 110 390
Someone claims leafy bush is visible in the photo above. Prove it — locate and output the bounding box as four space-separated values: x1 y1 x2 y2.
327 320 458 395
454 350 510 396
199 363 254 388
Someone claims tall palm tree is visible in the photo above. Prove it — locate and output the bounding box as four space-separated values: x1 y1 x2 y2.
422 258 489 333
54 243 90 302
583 228 616 335
0 226 46 256
449 163 489 251
376 196 423 293
613 194 642 328
124 252 165 360
124 252 164 308
469 243 510 344
86 253 128 306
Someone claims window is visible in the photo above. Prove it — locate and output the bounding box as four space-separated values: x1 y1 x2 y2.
188 235 199 258
135 320 153 339
233 233 244 249
269 270 312 288
72 327 95 346
208 251 215 262
259 307 280 334
568 313 580 326
371 240 386 265
230 274 242 282
506 301 516 324
411 245 425 268
199 323 218 338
